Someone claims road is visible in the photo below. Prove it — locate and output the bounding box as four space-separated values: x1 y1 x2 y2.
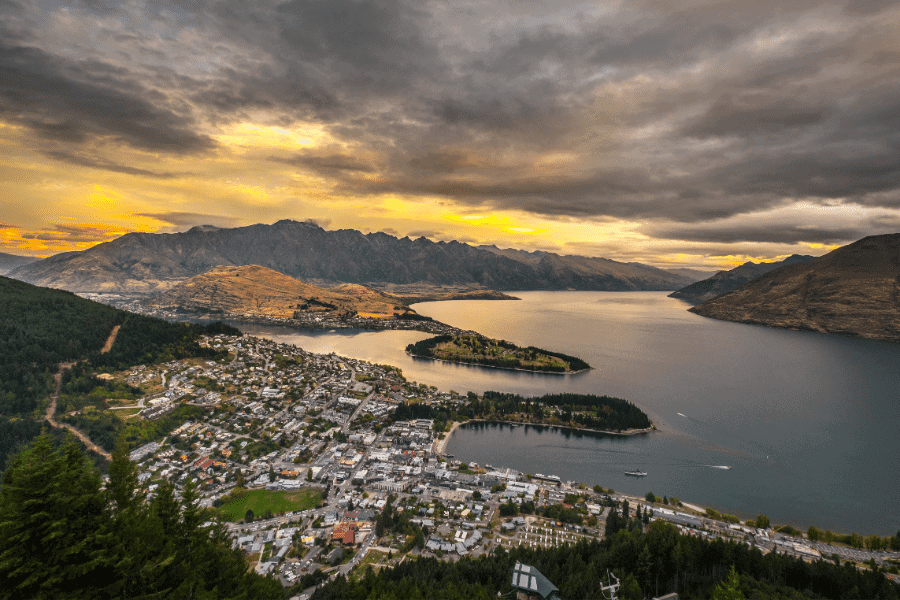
45 366 113 461
343 389 376 433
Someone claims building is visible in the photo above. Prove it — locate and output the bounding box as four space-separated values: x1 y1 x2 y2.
511 562 560 600
332 522 358 545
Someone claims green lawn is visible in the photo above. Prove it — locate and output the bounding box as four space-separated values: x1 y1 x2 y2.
350 550 388 581
218 488 322 522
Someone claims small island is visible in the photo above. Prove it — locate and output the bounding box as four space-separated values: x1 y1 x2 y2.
405 334 590 373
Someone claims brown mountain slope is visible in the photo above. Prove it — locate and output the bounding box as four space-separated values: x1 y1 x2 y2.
690 234 900 342
669 254 814 305
142 265 412 319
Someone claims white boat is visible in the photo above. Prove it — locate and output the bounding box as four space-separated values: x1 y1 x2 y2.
624 469 647 477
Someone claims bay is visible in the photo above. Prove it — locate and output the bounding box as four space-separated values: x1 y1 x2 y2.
237 291 900 535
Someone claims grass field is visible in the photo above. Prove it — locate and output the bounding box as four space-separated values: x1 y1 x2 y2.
350 550 388 581
218 488 322 522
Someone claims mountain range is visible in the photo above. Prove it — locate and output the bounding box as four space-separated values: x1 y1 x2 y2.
690 234 900 342
8 220 695 293
668 255 815 305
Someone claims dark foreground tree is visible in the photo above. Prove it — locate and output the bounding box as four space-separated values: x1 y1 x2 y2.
0 432 284 600
0 433 114 598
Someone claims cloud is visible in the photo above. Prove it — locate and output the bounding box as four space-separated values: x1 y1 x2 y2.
0 41 214 153
137 212 243 232
406 230 442 240
19 223 131 243
43 150 190 179
303 218 331 229
642 205 900 245
269 151 374 174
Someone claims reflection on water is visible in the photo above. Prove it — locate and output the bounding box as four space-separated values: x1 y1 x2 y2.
239 292 900 534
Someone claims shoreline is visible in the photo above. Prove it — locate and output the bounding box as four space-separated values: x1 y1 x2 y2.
462 418 655 437
433 419 655 456
406 352 591 375
433 421 463 455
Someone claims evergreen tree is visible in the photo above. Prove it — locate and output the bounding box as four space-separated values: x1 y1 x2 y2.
0 432 284 600
0 432 115 599
713 565 746 600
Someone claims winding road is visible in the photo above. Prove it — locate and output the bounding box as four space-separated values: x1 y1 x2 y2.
43 325 121 461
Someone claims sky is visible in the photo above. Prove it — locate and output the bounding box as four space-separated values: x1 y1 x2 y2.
2 0 899 268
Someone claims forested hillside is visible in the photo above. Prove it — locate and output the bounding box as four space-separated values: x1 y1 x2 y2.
0 276 238 469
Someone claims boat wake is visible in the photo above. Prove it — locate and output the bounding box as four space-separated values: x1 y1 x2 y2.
705 465 733 470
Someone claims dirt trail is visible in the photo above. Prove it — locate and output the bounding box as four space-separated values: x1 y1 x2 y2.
43 325 121 461
100 324 121 353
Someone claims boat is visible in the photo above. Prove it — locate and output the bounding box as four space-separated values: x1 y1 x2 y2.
624 469 647 477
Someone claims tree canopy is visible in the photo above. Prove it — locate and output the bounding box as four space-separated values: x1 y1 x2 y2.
0 431 284 599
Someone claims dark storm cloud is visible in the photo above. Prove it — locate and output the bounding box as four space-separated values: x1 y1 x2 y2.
682 93 830 138
0 42 214 153
645 224 865 245
407 151 476 174
178 0 441 122
269 151 375 174
44 150 190 179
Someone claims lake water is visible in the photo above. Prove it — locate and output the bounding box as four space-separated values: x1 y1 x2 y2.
237 292 900 535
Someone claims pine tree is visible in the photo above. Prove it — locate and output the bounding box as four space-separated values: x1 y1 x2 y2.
0 432 116 599
713 565 746 600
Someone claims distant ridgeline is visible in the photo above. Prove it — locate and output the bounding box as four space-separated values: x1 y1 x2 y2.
393 391 651 433
405 334 590 373
0 276 238 469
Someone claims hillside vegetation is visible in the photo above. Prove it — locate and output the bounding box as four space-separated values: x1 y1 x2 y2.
393 391 651 433
0 276 238 468
406 334 590 373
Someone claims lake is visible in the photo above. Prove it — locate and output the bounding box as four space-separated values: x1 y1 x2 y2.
237 291 900 535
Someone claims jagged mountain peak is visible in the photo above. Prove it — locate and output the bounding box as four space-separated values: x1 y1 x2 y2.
9 221 694 294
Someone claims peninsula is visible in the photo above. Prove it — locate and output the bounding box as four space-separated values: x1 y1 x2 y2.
395 390 653 439
405 334 590 373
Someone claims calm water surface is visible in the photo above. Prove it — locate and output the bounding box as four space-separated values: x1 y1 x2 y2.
239 292 900 534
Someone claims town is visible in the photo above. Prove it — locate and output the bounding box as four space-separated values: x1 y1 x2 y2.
115 334 900 597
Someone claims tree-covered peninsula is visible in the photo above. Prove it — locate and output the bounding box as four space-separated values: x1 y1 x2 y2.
405 334 590 373
393 391 652 434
